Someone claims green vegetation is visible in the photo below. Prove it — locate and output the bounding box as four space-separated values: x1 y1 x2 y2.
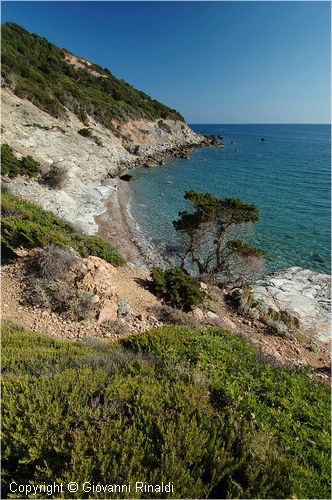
173 191 264 285
2 23 184 125
78 127 93 137
150 266 204 310
2 323 330 499
1 189 124 266
227 287 300 338
1 143 40 178
122 327 331 499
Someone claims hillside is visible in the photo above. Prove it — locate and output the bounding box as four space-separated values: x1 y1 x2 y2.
1 23 331 500
1 23 209 234
1 22 184 124
2 323 330 499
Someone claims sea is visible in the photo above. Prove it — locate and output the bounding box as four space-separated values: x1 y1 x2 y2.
126 124 331 274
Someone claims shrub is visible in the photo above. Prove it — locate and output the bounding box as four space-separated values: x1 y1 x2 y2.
2 323 330 499
226 287 298 338
43 165 67 189
24 277 51 308
78 127 92 137
1 144 21 177
29 244 80 279
150 266 204 311
20 155 40 176
1 190 124 267
151 304 201 329
79 235 125 266
1 143 40 178
66 289 98 321
24 276 97 321
1 217 67 249
122 326 331 499
94 136 103 146
103 319 130 336
24 244 97 321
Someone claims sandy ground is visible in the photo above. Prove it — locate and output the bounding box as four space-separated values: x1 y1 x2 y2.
96 179 164 270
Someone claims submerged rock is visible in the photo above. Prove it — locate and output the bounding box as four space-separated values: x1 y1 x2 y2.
252 267 331 341
120 173 136 181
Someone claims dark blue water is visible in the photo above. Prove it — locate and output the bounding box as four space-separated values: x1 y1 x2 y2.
128 124 331 273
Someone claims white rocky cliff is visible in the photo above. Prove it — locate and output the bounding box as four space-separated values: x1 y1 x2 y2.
1 88 203 233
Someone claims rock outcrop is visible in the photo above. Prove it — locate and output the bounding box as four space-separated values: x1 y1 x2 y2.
252 267 331 341
1 88 207 234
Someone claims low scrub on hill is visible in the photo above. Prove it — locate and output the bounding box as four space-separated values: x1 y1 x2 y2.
1 189 124 266
2 22 184 125
1 323 330 499
1 143 41 178
150 266 204 310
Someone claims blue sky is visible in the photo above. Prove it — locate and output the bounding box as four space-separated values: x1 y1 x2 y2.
2 1 331 123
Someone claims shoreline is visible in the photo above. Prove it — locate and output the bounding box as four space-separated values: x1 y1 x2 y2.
96 179 166 271
95 136 223 270
95 177 331 344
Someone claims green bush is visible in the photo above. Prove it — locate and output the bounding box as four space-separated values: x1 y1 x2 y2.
122 327 331 499
78 127 92 137
20 155 40 176
1 190 124 266
150 266 204 310
1 143 40 178
2 323 330 499
94 136 103 146
79 234 125 266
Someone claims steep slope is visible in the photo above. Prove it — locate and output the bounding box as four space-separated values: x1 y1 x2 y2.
2 22 184 124
1 23 205 233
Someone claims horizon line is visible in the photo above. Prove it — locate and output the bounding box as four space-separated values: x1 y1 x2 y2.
188 122 331 125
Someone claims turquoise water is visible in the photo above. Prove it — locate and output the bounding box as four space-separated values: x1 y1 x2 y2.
128 124 331 273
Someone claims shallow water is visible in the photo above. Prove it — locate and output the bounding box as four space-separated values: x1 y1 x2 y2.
127 124 331 274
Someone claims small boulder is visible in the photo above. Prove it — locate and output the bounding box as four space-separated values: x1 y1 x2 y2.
117 298 135 317
120 173 136 181
97 299 118 324
205 311 219 322
192 307 204 321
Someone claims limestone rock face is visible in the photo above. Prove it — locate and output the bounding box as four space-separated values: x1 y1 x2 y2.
1 88 203 234
252 267 331 341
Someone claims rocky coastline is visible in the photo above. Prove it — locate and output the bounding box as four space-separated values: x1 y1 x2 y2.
1 88 222 235
2 88 330 347
118 134 221 172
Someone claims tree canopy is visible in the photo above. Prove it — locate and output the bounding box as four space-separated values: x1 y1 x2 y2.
173 191 264 286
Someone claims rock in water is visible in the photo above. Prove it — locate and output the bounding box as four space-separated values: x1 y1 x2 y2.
252 267 331 341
